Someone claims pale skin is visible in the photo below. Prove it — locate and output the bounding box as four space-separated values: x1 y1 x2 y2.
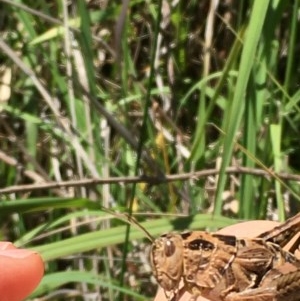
0 242 44 301
153 219 280 301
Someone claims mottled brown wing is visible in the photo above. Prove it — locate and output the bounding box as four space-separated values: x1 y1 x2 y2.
258 212 300 247
181 232 237 289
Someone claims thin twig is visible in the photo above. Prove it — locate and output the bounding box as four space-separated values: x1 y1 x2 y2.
0 166 299 195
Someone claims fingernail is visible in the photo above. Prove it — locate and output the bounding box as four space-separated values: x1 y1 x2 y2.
0 249 38 259
0 242 16 250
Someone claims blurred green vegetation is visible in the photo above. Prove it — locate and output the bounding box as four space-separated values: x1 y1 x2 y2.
0 0 300 300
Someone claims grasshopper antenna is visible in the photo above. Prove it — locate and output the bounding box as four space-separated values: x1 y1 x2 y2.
100 205 154 242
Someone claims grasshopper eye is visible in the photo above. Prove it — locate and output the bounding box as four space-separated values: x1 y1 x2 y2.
164 240 176 257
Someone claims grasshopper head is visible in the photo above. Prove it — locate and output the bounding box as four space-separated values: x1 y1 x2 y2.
150 233 184 292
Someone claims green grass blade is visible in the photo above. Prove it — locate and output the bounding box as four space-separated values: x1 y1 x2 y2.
214 0 270 216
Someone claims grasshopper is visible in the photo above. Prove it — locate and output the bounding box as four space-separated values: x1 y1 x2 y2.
150 213 300 301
